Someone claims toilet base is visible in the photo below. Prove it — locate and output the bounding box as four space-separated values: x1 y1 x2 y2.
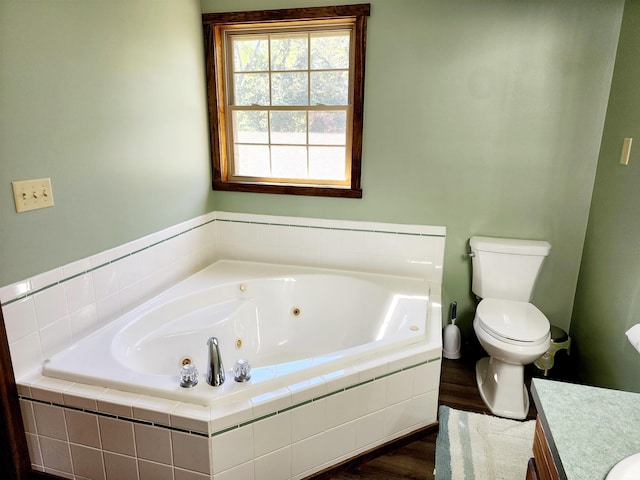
475 357 529 420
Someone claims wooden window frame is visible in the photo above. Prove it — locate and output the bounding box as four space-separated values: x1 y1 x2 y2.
202 4 370 198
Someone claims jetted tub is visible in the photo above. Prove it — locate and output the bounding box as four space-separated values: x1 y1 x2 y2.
43 260 439 406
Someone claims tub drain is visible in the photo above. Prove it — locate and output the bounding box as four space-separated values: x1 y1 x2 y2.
290 307 302 317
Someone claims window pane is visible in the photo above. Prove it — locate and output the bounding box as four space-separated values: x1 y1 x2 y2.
233 37 269 72
309 146 346 180
272 146 308 178
270 111 307 145
234 144 271 177
310 33 350 70
311 71 348 106
233 111 268 144
272 72 308 106
309 111 346 145
270 34 308 71
234 73 269 106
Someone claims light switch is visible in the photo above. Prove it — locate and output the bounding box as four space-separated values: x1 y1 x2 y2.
620 137 632 165
12 178 55 213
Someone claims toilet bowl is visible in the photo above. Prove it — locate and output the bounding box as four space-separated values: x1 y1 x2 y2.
473 298 550 419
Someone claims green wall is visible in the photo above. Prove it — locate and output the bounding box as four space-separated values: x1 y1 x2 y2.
1 0 634 389
0 0 215 286
203 0 623 340
571 0 640 392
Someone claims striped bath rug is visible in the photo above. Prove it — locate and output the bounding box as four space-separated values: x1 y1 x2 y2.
435 405 535 480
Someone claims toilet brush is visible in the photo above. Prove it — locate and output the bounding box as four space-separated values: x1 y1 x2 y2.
443 301 461 359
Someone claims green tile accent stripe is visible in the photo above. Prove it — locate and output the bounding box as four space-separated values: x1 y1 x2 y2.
216 218 446 238
209 356 441 438
17 355 441 440
1 216 442 307
0 218 216 308
18 394 209 438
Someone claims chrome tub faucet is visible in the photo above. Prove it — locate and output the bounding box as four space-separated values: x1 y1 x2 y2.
206 336 225 386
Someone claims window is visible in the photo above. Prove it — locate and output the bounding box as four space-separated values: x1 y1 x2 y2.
202 5 370 198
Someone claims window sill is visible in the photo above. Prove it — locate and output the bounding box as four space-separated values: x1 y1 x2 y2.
212 180 362 198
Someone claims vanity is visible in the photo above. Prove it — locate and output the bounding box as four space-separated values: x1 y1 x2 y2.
527 377 640 479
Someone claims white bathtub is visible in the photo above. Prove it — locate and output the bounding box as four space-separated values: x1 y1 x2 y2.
43 260 438 407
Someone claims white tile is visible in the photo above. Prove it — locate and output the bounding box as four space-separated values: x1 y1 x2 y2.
68 304 98 341
138 459 173 480
386 368 414 406
323 422 356 465
96 292 122 326
250 387 291 419
170 402 210 434
253 411 291 457
291 432 327 477
214 460 255 480
0 279 32 304
63 383 107 410
326 388 358 429
208 399 254 434
30 376 73 403
134 423 172 465
62 258 91 278
20 399 36 433
115 255 139 288
3 297 38 343
171 431 211 474
90 248 117 268
64 273 95 314
133 395 179 425
357 359 389 383
97 389 141 417
92 264 119 300
384 393 437 439
388 350 418 372
118 282 142 313
356 378 387 416
291 422 357 478
413 361 441 396
254 446 291 480
33 285 68 329
26 432 43 466
287 376 326 405
39 317 72 359
31 268 64 291
39 436 72 473
291 399 326 442
33 403 67 440
9 332 43 379
355 410 385 450
211 425 254 474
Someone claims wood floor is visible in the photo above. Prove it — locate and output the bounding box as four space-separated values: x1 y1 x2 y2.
326 356 541 480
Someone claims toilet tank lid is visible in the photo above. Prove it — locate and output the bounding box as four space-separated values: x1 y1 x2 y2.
470 236 551 256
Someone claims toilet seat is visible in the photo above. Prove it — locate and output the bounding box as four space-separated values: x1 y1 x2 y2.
476 298 549 346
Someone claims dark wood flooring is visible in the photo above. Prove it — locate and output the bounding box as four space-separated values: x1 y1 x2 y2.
326 355 552 480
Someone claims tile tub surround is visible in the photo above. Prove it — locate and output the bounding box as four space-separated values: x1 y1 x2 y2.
19 354 441 479
2 212 446 478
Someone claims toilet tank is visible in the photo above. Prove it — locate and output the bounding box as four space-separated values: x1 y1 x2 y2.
470 236 551 301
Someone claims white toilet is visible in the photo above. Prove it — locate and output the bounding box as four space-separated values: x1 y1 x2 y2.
470 236 552 420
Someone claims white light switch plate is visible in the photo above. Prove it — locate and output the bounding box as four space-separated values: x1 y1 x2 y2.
12 178 55 213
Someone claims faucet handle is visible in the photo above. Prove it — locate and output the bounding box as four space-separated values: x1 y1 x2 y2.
179 363 199 388
233 359 252 382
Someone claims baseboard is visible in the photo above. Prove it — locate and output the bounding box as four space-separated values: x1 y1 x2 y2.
304 422 439 479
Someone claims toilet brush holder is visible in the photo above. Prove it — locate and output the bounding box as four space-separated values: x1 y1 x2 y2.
443 301 461 359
